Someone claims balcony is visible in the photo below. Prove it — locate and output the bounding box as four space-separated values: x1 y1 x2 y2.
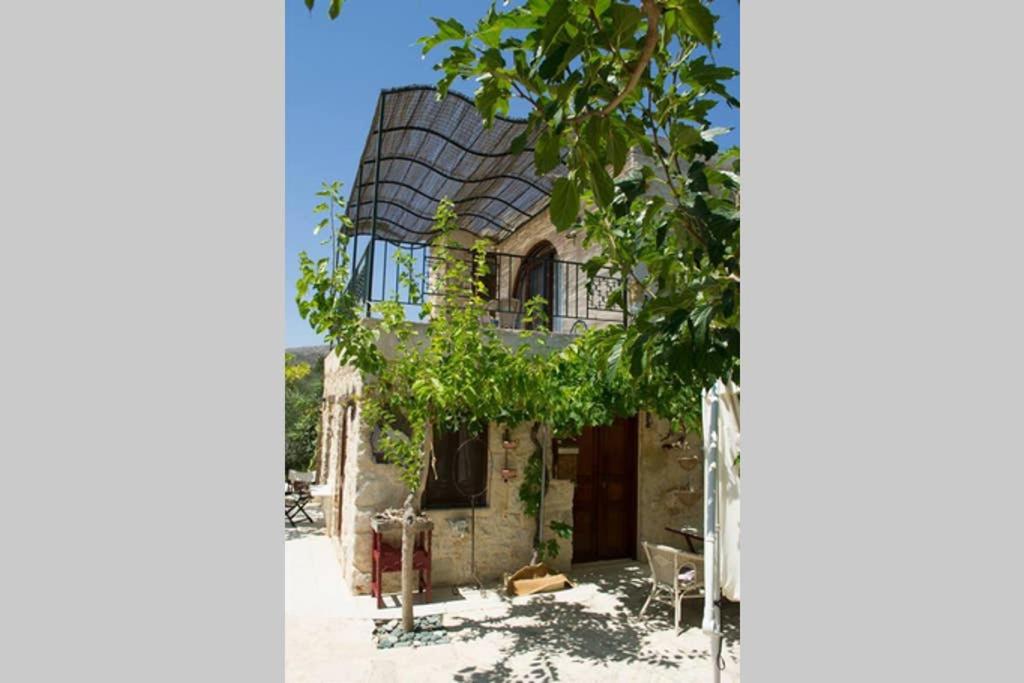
346 237 626 334
338 86 627 334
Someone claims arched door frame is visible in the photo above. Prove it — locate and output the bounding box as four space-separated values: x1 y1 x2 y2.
512 240 557 328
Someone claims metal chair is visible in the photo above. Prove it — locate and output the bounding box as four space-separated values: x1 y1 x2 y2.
285 470 316 527
639 541 704 634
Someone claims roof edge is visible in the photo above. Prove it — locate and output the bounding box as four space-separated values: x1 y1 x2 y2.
379 84 532 125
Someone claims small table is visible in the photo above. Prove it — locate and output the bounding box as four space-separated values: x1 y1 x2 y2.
370 515 434 609
664 527 704 554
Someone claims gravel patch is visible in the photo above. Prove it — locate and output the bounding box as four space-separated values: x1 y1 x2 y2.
373 615 450 649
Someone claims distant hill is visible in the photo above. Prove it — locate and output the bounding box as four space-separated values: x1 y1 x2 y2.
286 345 330 372
285 345 329 396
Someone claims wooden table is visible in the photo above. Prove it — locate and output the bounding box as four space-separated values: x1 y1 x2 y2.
664 527 704 554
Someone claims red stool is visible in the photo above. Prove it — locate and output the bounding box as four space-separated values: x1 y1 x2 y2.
371 527 432 609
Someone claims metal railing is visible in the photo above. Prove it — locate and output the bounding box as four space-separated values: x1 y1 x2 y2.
346 237 626 333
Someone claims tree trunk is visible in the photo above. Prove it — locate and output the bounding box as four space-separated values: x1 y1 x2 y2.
401 420 433 633
529 422 552 565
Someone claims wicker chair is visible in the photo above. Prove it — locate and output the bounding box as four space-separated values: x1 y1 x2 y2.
639 541 705 634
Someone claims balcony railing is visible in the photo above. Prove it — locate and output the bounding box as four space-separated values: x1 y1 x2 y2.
346 237 626 333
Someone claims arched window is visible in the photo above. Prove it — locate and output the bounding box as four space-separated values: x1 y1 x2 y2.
513 241 557 329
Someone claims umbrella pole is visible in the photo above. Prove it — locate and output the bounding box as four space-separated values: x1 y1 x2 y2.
710 606 722 683
702 384 723 683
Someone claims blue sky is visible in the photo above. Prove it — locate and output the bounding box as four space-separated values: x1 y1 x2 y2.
286 0 739 348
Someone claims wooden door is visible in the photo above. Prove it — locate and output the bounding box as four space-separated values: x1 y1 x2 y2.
571 415 638 563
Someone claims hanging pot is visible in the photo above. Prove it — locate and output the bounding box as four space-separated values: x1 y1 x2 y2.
677 455 701 471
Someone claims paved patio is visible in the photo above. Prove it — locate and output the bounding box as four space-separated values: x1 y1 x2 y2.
286 503 740 682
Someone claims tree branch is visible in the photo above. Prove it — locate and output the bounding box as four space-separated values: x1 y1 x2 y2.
511 81 541 111
569 0 661 126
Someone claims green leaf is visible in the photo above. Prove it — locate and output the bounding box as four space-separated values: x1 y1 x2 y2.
477 6 505 49
588 159 615 208
538 40 570 80
591 0 612 18
549 520 573 539
671 123 702 149
687 161 708 192
549 177 579 230
493 8 540 32
580 117 603 155
479 24 503 48
690 304 715 348
677 0 715 49
507 129 530 155
418 16 467 55
629 338 646 377
582 255 608 279
534 129 562 174
610 3 642 45
607 126 628 175
680 56 737 89
432 16 467 40
540 0 570 48
304 0 314 11
328 0 344 21
474 81 503 127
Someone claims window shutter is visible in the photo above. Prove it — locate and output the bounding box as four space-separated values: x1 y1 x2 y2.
424 425 488 509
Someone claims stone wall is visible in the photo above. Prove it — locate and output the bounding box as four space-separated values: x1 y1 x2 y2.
316 354 363 547
320 351 706 594
320 351 573 596
344 418 573 594
636 412 705 554
493 147 650 263
495 212 596 265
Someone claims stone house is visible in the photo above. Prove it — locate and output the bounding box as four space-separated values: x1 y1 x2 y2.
313 86 704 595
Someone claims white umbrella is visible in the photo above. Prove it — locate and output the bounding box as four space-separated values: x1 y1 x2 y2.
702 380 740 683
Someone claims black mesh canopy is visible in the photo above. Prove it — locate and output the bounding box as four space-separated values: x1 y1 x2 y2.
346 85 560 243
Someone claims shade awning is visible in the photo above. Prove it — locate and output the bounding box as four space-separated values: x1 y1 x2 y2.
346 85 560 243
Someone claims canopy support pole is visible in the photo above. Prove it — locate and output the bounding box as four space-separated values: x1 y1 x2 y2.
352 162 362 297
368 91 385 314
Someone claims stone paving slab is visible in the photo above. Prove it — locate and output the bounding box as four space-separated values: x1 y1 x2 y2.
286 505 740 682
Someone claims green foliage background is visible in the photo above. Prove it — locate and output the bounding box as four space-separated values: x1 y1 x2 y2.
301 0 741 432
295 0 741 563
285 350 325 474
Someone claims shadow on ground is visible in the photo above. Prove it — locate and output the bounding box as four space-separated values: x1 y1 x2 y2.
448 562 740 683
285 504 326 542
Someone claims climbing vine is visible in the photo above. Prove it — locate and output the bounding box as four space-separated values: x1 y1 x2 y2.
516 443 571 562
300 185 594 628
